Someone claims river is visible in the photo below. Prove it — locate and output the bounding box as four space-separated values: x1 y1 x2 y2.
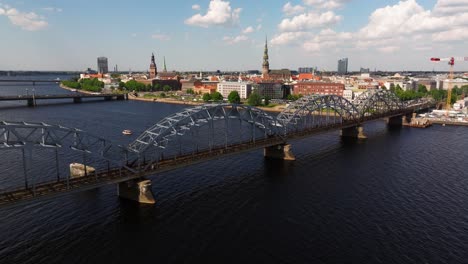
0 76 467 263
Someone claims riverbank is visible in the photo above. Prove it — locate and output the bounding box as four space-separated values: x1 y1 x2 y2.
430 119 468 126
61 84 288 112
128 93 286 112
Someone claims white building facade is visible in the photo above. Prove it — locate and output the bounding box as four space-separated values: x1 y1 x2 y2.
217 82 252 99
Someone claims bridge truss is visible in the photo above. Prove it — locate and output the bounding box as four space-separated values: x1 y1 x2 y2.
0 90 435 200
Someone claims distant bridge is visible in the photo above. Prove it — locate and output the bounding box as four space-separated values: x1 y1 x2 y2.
0 90 435 207
0 93 128 106
0 79 61 85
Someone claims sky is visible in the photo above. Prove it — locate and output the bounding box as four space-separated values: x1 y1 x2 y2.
1 0 468 72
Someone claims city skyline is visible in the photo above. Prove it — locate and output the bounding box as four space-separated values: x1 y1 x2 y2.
1 0 468 71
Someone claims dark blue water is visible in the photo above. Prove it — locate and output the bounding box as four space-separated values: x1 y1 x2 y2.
0 80 467 263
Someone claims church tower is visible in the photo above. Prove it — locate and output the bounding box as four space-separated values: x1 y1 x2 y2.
149 53 157 79
163 56 167 73
262 37 270 79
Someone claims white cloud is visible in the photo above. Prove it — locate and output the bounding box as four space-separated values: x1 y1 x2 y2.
377 46 400 53
192 4 201 10
42 7 62 12
433 0 468 15
283 2 305 16
271 32 309 45
272 0 468 55
432 27 468 42
242 26 254 34
0 6 48 31
278 11 342 32
359 0 468 40
151 34 171 41
185 0 241 28
256 24 262 31
303 0 351 9
223 35 248 44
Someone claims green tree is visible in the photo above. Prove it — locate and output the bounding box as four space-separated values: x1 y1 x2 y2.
163 85 172 92
287 94 302 101
111 73 121 78
389 83 396 92
153 83 161 91
202 93 212 102
211 91 223 102
248 92 262 106
186 88 195 95
264 96 270 106
160 92 166 98
417 84 428 93
228 91 241 104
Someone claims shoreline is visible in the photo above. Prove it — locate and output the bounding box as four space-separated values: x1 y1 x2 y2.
59 84 286 112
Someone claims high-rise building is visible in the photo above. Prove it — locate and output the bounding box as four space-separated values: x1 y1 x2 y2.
97 57 108 74
298 67 315 73
262 37 270 79
337 58 348 75
149 53 157 79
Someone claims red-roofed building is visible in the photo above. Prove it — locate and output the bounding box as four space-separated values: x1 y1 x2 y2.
293 82 345 96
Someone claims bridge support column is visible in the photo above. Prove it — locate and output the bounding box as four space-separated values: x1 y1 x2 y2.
27 98 34 107
264 144 296 161
73 97 82 104
341 126 367 139
386 115 404 127
118 178 156 204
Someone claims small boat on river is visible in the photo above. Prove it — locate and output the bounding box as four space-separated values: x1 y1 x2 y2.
122 130 133 135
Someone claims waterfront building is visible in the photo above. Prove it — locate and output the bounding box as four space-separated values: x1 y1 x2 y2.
337 58 348 75
194 81 218 94
343 90 354 101
149 53 157 79
442 78 468 90
293 82 345 96
97 57 108 74
217 82 252 99
152 79 181 91
256 82 285 99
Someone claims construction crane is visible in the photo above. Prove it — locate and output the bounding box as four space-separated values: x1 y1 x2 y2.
430 56 468 114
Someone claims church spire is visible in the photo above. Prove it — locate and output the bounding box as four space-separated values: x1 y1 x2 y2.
163 56 167 72
149 52 157 79
262 36 270 78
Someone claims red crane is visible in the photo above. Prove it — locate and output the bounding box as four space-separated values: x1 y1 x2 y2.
430 57 468 114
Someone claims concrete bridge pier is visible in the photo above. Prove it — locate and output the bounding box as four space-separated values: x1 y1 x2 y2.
73 97 82 104
385 115 406 127
264 144 296 161
118 178 156 204
27 98 34 107
341 125 367 139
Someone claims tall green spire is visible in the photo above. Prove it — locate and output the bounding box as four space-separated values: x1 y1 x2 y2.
163 56 167 72
263 36 269 68
262 36 270 77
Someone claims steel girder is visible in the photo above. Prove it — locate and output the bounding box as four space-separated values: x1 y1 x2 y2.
128 103 277 155
353 90 403 118
0 121 127 162
276 95 359 134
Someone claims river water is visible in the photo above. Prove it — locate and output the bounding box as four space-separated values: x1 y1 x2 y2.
0 76 467 263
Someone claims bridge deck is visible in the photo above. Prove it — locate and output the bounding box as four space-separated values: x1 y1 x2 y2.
0 100 436 208
0 94 125 101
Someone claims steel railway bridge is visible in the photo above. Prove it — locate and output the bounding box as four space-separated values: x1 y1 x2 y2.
0 90 435 207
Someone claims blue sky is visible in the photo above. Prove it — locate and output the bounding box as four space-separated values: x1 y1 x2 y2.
1 0 467 72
